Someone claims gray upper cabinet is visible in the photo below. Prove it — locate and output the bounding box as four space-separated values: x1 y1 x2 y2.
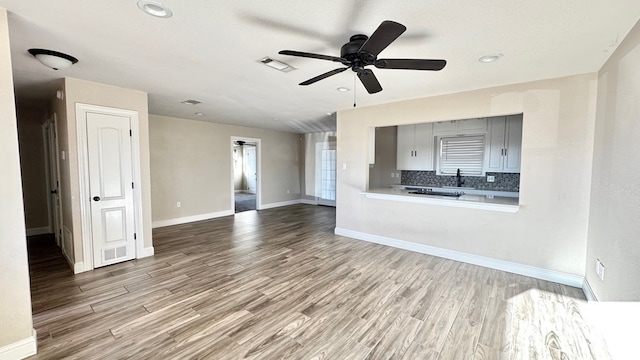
484 115 523 173
433 118 487 136
396 123 434 170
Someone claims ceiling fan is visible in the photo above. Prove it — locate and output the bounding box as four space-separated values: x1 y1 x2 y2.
279 20 446 94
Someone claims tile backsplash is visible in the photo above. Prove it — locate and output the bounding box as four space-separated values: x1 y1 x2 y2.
401 171 520 192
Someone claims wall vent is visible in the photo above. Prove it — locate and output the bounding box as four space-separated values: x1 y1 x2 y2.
181 99 201 105
259 57 296 73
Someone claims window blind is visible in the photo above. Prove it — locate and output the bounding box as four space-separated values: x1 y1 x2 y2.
439 135 485 175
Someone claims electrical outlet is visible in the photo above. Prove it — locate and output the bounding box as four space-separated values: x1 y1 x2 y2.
487 175 495 182
176 201 181 208
390 172 395 178
596 259 605 281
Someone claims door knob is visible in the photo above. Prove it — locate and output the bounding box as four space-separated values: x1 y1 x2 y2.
93 196 101 201
50 189 57 194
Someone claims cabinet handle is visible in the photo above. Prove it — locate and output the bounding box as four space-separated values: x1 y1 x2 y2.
504 149 507 156
415 150 418 156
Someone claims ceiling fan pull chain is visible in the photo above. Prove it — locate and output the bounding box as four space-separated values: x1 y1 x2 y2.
353 72 357 108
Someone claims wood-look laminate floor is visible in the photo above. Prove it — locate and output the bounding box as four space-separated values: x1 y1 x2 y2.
27 205 610 359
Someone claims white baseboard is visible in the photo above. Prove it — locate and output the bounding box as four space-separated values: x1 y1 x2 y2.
26 226 51 236
301 199 318 205
259 199 301 210
0 328 37 360
73 261 85 274
140 246 155 258
334 227 584 288
152 210 234 228
582 278 598 301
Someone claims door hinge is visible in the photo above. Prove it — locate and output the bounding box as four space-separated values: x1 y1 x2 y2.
132 182 135 189
129 129 132 136
134 233 137 240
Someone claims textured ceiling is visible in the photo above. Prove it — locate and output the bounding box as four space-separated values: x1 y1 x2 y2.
2 0 639 133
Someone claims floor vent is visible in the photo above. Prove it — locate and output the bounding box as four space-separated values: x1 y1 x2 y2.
104 246 127 262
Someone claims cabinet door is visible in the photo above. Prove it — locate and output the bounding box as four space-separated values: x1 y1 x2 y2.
504 115 522 172
433 121 457 135
484 116 506 172
458 118 487 134
396 125 415 170
413 123 434 170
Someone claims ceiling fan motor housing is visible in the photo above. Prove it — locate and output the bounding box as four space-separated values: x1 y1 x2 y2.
341 34 373 65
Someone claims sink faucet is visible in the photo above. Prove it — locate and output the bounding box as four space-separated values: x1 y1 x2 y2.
456 168 465 187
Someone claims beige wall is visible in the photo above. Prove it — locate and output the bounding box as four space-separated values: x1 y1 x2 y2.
337 73 597 276
17 101 50 230
150 115 301 222
0 7 35 351
53 77 152 264
587 20 640 300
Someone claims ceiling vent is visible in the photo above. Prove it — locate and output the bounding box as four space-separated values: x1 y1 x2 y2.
181 99 201 105
259 57 296 73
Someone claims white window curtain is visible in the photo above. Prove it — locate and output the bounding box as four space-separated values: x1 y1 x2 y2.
438 135 485 176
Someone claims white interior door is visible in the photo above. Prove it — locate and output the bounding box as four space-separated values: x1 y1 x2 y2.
86 112 136 268
244 146 257 194
46 116 63 246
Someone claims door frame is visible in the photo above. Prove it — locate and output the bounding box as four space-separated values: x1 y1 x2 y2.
230 136 261 211
76 103 145 272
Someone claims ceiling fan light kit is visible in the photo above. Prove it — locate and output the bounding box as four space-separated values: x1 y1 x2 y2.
28 48 78 70
279 20 446 94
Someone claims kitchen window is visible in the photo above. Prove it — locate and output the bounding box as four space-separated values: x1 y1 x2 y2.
437 135 485 176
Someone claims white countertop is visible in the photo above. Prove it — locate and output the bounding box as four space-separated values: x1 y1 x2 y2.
363 186 520 212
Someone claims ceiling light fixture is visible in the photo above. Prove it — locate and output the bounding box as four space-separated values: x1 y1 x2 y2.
259 57 295 73
137 1 173 18
194 112 204 116
479 53 503 63
337 87 350 92
28 49 78 70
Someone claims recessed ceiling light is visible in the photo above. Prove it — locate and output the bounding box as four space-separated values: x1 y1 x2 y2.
137 1 173 18
337 87 350 92
326 112 332 116
194 112 204 116
479 54 503 63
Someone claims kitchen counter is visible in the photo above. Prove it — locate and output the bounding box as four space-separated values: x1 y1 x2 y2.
363 186 520 212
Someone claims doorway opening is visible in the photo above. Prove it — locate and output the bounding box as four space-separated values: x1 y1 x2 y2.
316 142 336 207
232 139 259 213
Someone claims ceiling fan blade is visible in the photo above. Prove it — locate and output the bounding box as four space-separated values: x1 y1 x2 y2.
358 20 407 57
357 69 382 94
279 50 347 64
375 59 447 71
300 67 349 86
